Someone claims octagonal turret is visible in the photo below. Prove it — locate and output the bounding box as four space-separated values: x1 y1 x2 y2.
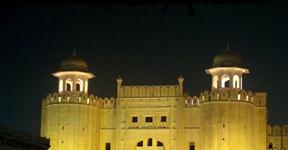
205 45 249 90
52 52 94 93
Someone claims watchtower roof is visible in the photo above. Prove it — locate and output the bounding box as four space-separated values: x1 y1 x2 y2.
58 52 89 72
212 45 242 67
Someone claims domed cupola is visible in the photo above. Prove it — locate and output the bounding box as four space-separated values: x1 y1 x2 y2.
52 51 94 93
205 44 249 90
59 52 89 72
212 46 242 67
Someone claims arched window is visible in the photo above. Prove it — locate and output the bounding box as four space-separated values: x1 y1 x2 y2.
76 83 81 91
157 141 163 147
65 79 73 91
105 143 111 150
221 74 230 88
137 139 164 149
233 75 240 88
137 141 143 147
225 81 229 88
269 143 273 149
213 76 218 89
147 138 152 146
190 143 195 150
66 84 71 91
75 79 83 91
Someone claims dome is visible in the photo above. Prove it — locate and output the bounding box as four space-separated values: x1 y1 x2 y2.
212 48 242 67
59 54 89 72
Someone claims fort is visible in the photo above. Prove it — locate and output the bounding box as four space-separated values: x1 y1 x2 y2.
40 47 287 150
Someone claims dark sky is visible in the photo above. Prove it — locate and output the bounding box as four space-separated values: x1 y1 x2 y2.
0 0 288 135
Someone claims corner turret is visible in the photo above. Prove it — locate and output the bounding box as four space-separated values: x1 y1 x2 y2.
41 52 100 150
52 52 94 93
205 44 249 90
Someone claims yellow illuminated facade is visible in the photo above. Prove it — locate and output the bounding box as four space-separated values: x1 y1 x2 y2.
41 49 288 150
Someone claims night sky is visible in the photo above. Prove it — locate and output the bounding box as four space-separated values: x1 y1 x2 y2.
0 0 288 135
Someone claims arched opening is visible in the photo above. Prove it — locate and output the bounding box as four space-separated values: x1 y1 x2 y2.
75 79 83 91
157 141 163 146
269 143 273 150
65 79 73 91
66 84 71 91
105 143 111 150
136 139 164 150
137 141 143 147
221 74 230 88
224 80 229 88
189 143 195 150
66 83 71 91
76 83 81 91
147 138 152 146
213 76 218 89
233 75 240 88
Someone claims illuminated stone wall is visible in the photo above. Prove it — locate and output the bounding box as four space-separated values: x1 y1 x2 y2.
41 93 101 150
183 98 200 150
254 93 267 150
267 125 288 150
199 90 267 150
40 47 288 150
41 81 281 150
113 84 184 150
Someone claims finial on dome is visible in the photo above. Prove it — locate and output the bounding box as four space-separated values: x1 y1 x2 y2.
57 50 90 72
225 42 230 52
72 48 77 56
211 43 242 67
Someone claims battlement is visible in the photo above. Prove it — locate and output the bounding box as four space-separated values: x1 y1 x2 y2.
118 85 181 98
184 96 200 107
199 90 266 107
268 125 288 136
44 92 116 108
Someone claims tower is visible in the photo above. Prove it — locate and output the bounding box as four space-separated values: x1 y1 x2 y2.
206 45 249 90
199 46 266 150
53 52 94 94
41 53 100 150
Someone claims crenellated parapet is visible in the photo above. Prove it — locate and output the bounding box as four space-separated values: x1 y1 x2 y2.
101 97 116 108
117 85 181 98
44 92 116 108
267 125 288 150
268 125 288 136
184 96 200 107
199 89 266 107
